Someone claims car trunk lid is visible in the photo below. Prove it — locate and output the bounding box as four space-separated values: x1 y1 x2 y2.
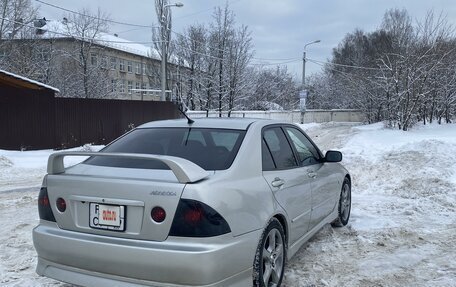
44 152 209 241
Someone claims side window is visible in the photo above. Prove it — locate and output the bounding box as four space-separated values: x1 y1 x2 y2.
262 139 275 171
285 127 320 166
263 127 297 169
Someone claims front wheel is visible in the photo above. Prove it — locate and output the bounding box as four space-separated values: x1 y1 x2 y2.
253 218 286 287
331 177 351 227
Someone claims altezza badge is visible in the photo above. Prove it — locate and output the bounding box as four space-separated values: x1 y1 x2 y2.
150 191 177 196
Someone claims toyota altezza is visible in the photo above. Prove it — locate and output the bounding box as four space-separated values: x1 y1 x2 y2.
33 118 351 287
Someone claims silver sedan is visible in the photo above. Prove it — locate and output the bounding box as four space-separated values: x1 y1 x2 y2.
33 118 351 287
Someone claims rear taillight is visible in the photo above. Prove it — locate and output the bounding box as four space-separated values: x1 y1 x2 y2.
56 198 66 212
151 206 166 223
170 199 231 237
38 187 56 222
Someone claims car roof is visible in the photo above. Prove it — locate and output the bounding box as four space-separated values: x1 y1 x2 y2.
138 117 280 130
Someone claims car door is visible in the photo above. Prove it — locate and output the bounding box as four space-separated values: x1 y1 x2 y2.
262 126 312 245
283 126 338 231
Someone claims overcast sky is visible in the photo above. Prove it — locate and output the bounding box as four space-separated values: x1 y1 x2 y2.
37 0 456 80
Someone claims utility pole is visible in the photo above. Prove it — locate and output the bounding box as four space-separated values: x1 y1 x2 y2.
160 12 166 101
300 40 321 123
159 1 183 101
302 51 306 87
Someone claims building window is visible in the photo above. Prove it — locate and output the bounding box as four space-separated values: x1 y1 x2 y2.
111 79 117 92
119 80 125 93
135 82 140 92
141 83 147 96
135 62 141 74
119 59 125 72
127 81 133 94
100 55 107 69
110 57 117 70
90 53 97 66
142 64 146 75
127 61 133 73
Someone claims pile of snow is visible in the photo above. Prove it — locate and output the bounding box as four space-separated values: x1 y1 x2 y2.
284 122 456 286
298 122 321 131
0 144 103 192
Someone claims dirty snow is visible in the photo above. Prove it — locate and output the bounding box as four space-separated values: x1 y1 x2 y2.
0 123 455 286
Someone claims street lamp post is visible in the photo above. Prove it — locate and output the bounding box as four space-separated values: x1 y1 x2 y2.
300 39 321 123
160 2 183 102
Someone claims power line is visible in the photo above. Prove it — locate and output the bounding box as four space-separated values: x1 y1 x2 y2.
250 59 302 66
172 29 299 62
0 16 159 44
36 0 299 64
2 16 238 63
174 41 301 66
307 58 382 71
253 57 300 61
174 44 224 61
308 59 380 83
113 27 149 35
35 0 159 29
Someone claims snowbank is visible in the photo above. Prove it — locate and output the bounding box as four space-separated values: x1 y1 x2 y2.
284 122 456 286
0 145 103 192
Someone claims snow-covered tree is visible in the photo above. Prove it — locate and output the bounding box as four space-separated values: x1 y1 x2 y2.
59 8 110 99
310 8 456 129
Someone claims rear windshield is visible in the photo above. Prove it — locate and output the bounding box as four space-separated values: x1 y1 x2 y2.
85 128 246 170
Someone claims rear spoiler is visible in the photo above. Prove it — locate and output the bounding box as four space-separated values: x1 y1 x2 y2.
47 152 210 184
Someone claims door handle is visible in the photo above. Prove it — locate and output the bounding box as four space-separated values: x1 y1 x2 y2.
271 177 285 187
307 168 317 179
307 172 317 178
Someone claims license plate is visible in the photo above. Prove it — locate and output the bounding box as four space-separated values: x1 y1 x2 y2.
89 203 125 231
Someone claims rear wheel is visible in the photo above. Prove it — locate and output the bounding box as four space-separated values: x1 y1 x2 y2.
253 218 286 287
331 177 351 227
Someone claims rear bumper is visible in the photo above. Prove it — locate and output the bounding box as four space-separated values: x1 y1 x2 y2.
33 222 260 286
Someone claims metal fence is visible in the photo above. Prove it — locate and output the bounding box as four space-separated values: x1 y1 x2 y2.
1 96 179 150
187 109 366 123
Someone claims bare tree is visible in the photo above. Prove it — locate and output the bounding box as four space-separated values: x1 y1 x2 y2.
60 8 110 98
172 3 256 115
174 24 207 110
226 24 252 115
246 66 299 110
0 0 37 40
312 8 456 129
211 4 234 116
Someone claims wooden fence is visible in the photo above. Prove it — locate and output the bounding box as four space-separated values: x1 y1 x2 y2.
1 96 179 150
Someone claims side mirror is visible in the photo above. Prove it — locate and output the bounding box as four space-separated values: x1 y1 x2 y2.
325 150 342 162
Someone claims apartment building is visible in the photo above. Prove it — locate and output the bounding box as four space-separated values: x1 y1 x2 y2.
0 20 184 101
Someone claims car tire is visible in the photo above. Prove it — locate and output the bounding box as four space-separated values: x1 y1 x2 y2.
331 177 351 227
253 218 286 287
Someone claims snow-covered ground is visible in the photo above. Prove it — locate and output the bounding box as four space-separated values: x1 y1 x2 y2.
0 145 103 192
0 122 455 286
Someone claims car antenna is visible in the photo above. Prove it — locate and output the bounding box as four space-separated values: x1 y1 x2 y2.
178 105 194 124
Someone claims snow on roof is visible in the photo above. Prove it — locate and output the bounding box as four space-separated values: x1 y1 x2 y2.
96 33 160 60
38 21 182 63
0 69 60 92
